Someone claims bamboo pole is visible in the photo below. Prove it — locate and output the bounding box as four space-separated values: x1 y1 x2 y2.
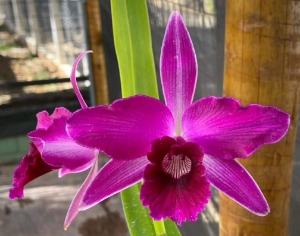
220 1 300 235
85 0 109 105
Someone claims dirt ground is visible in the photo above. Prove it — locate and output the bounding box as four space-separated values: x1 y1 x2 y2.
0 163 130 236
0 30 66 82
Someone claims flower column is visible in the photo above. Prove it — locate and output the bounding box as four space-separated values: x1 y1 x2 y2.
221 1 300 235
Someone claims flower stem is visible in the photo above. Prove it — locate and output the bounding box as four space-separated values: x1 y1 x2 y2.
153 219 167 236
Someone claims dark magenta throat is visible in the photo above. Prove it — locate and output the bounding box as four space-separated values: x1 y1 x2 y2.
147 136 204 179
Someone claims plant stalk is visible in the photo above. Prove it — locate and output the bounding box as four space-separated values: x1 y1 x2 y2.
153 219 167 236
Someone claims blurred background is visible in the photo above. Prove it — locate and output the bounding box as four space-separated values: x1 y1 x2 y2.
0 0 298 235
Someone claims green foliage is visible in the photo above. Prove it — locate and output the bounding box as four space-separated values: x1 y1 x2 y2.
0 42 18 51
111 0 181 235
121 184 156 236
164 219 182 236
111 0 158 98
204 0 215 14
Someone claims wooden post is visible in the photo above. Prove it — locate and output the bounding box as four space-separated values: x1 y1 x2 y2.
85 0 109 105
220 0 300 235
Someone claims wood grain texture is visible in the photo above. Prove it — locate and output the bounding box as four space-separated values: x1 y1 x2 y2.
86 0 109 105
221 0 300 235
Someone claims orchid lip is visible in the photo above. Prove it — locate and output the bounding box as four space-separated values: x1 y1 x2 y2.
141 135 210 224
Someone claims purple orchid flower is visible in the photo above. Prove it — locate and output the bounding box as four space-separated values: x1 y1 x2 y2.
9 52 99 229
66 12 290 225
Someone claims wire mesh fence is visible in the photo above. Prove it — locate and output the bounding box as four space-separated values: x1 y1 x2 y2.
0 0 89 73
148 0 216 28
0 0 90 138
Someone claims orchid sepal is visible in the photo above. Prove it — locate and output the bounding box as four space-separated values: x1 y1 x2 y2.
79 157 149 211
160 11 197 133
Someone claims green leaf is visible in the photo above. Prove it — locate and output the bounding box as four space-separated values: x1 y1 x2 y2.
121 184 155 236
111 0 158 97
121 185 181 236
111 0 134 97
111 0 181 235
164 219 181 236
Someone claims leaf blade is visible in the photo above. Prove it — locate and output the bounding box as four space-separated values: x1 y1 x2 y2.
111 0 181 235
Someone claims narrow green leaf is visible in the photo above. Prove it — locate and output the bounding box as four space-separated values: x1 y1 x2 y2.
121 184 155 236
111 0 134 97
164 219 181 236
111 0 181 235
111 0 158 97
112 0 158 233
124 0 158 97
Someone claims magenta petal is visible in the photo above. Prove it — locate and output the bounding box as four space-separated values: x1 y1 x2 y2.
29 117 97 172
36 107 71 129
67 95 174 160
80 157 149 211
9 142 57 199
58 158 95 178
140 163 211 225
203 155 269 215
182 97 290 159
64 159 98 229
160 12 197 130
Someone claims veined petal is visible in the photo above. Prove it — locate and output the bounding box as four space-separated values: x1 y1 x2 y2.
67 95 174 160
29 117 97 171
80 157 149 211
64 158 98 229
182 97 290 159
36 107 71 129
203 155 269 215
160 12 197 132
